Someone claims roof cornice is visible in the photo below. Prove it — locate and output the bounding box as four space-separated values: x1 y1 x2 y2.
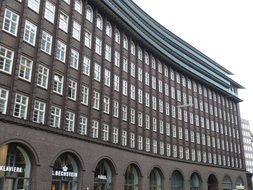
97 0 243 101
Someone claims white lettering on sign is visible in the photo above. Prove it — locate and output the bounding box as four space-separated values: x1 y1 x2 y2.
52 170 78 177
98 175 107 180
0 165 23 173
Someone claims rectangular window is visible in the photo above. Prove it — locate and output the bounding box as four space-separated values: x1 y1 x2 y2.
56 40 66 62
84 31 92 48
83 56 90 76
138 89 142 104
0 45 14 74
153 118 157 132
105 45 111 61
53 73 64 95
91 120 99 138
41 31 52 54
122 130 127 146
166 144 171 156
152 76 156 89
95 37 102 55
122 80 128 96
173 145 177 157
130 85 135 100
70 49 79 70
65 111 75 132
79 116 87 135
103 96 110 114
59 12 69 32
114 75 119 91
104 69 111 86
28 0 40 13
123 58 128 72
94 63 101 81
33 100 46 124
166 123 170 136
146 138 150 152
81 85 89 105
114 51 120 67
179 146 183 159
145 93 150 107
72 21 81 41
138 112 143 127
18 56 33 82
23 20 37 46
153 140 157 154
44 0 55 23
68 79 77 100
152 96 156 110
102 124 109 141
122 105 127 121
130 133 135 148
138 136 143 150
3 9 20 36
145 115 150 129
158 80 163 93
113 100 119 118
112 127 118 144
145 72 149 86
185 129 188 141
172 125 176 138
0 88 9 114
159 120 164 134
138 67 142 81
74 0 82 14
50 106 61 128
160 142 164 155
130 62 135 77
93 91 100 110
130 108 135 124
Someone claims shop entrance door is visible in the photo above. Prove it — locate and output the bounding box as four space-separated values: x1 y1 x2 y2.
51 180 77 190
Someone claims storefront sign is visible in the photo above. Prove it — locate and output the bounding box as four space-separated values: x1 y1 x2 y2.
0 165 23 173
98 175 107 180
52 165 78 177
236 184 245 190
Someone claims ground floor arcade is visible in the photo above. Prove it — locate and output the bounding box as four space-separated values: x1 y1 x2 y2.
0 120 247 190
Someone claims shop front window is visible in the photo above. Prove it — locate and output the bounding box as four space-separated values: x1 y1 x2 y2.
190 173 201 190
0 144 31 190
124 164 140 190
150 168 162 190
171 170 184 190
94 160 113 190
51 153 79 190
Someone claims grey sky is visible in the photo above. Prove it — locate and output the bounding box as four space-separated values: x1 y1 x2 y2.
133 0 253 127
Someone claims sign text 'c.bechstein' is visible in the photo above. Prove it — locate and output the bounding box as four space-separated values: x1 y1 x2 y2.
52 170 78 177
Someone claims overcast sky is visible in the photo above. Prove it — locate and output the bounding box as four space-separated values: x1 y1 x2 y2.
133 0 253 127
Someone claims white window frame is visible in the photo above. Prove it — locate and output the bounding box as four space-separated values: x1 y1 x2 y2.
50 106 61 128
0 45 14 74
44 0 55 23
18 56 33 82
3 9 20 36
13 93 29 119
23 20 37 46
0 88 9 114
41 31 52 55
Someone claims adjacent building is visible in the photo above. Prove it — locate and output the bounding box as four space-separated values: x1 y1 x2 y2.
241 119 253 174
0 0 247 189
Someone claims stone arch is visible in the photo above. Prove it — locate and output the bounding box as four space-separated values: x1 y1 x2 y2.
1 138 40 166
50 148 85 171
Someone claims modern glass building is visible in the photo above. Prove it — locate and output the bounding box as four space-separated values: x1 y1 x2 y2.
0 0 247 189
